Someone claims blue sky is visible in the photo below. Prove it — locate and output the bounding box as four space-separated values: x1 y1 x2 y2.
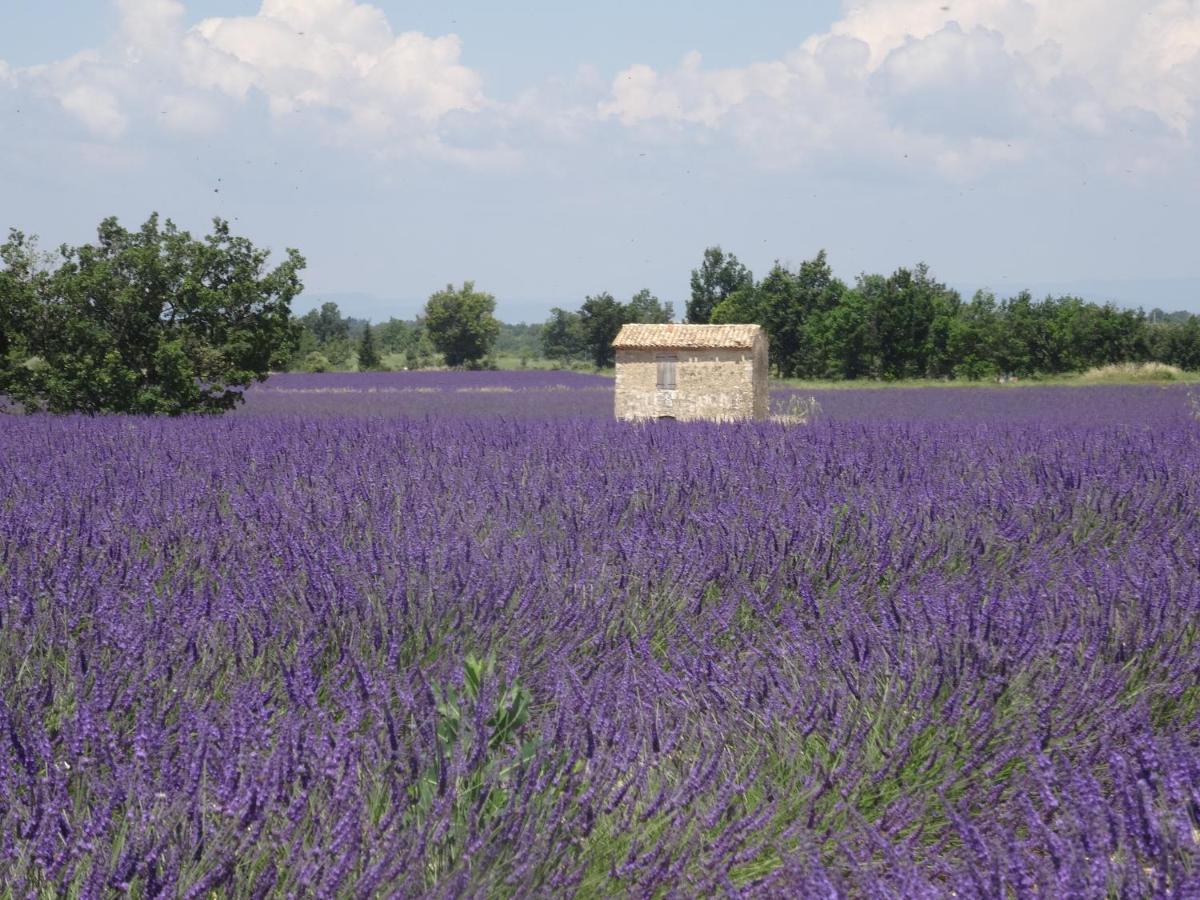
3 0 1199 321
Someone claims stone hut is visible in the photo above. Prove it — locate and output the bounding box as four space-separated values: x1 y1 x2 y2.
612 324 769 422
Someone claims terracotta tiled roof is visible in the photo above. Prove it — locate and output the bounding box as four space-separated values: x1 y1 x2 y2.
612 323 764 350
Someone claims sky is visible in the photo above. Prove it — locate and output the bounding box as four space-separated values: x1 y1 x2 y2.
2 0 1199 322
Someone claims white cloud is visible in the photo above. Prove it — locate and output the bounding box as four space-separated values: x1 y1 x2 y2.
505 66 609 144
8 0 487 155
57 83 130 139
829 0 1200 133
601 1 1200 177
184 0 484 131
601 52 796 128
116 0 186 59
8 0 1199 178
23 50 135 140
186 0 482 139
158 92 224 135
871 23 1035 139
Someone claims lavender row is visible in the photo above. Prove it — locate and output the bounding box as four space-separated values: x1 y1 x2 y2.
238 371 1199 427
236 371 614 419
1 408 1198 896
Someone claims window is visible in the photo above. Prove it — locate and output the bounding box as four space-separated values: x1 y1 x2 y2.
656 355 677 389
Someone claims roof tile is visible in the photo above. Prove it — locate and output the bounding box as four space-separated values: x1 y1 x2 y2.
612 323 763 350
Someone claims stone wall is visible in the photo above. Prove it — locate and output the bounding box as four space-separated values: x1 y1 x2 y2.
614 342 768 421
752 336 769 420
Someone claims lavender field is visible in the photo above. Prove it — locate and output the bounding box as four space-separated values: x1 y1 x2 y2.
2 373 1199 897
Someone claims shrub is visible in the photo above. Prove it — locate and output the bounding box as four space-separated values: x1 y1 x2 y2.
1080 361 1183 382
302 352 331 373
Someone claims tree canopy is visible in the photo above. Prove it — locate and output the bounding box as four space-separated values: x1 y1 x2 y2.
687 247 753 324
577 293 627 368
542 289 674 368
423 282 501 368
0 214 304 414
703 247 1200 380
302 302 350 345
541 308 587 363
625 289 674 325
357 323 383 370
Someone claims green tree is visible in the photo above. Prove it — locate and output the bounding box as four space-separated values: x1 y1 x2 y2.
1147 314 1200 370
850 264 958 379
375 318 438 367
0 231 48 377
302 351 331 372
405 319 439 369
358 323 383 370
423 281 500 368
783 251 847 378
688 247 753 324
494 322 544 360
945 291 1001 379
278 326 319 371
1057 299 1148 369
997 292 1071 376
712 251 847 378
625 288 674 324
298 301 350 345
0 214 304 415
578 292 628 368
745 265 801 376
376 317 414 354
1164 316 1200 369
816 288 876 379
541 308 586 362
922 276 964 379
710 286 762 327
324 338 353 368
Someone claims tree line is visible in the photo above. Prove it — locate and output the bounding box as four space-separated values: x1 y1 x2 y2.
274 245 1200 379
4 214 1198 416
491 247 1198 379
282 288 676 373
683 247 1200 379
282 283 504 373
